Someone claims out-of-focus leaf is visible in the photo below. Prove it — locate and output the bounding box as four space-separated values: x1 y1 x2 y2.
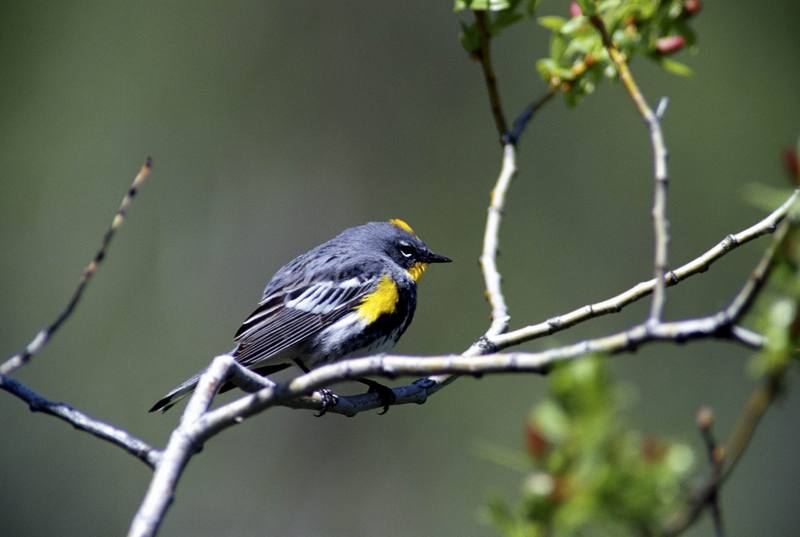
454 0 511 11
459 20 481 53
560 15 588 35
743 183 796 214
538 15 566 31
494 10 524 32
659 58 693 76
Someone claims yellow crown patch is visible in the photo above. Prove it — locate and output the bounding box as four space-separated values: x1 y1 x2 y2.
389 218 416 235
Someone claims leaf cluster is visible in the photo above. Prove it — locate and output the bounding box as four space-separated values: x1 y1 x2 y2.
456 0 700 106
485 357 694 537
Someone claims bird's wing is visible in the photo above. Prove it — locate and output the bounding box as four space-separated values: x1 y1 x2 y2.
232 274 378 367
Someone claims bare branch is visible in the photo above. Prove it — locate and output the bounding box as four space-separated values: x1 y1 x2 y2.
0 374 160 469
128 355 235 537
590 16 671 324
481 143 515 338
473 10 508 141
490 189 798 349
0 158 153 376
506 87 556 145
663 367 786 536
696 407 725 537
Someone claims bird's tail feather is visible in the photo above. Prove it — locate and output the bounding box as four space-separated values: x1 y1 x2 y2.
149 373 202 413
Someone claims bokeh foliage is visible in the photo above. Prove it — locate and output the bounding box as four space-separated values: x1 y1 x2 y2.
486 357 694 537
457 0 700 105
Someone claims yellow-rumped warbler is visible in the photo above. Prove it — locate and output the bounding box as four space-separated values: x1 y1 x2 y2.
150 219 450 413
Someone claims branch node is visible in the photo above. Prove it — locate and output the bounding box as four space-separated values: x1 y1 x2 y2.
476 336 499 354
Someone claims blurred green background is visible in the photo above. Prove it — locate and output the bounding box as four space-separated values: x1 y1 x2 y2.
1 1 798 536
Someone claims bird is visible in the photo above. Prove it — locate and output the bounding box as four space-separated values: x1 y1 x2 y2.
149 219 451 414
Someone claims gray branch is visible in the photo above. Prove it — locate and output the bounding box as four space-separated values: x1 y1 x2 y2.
0 158 153 376
0 374 161 469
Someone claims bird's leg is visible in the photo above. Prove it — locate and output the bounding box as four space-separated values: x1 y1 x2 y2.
294 359 339 417
355 378 397 415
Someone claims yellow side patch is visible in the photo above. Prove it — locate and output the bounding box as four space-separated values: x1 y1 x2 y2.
389 218 416 235
407 262 429 282
356 274 399 323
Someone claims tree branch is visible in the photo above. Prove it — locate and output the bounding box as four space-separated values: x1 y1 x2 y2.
663 367 786 536
696 407 726 537
490 189 798 349
0 374 160 469
0 158 153 376
128 355 235 537
473 10 508 141
481 143 515 338
590 15 671 324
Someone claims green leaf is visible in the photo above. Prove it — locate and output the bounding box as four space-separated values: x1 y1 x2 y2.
598 0 622 10
526 0 541 16
538 15 566 31
454 0 511 11
660 58 693 77
459 20 481 53
743 183 796 213
550 34 567 62
560 15 588 36
494 10 524 32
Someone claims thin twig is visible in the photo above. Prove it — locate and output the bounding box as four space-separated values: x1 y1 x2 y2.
473 10 508 141
0 374 160 469
590 15 670 325
663 368 785 536
696 407 725 537
506 87 557 145
481 143 515 338
490 189 798 349
0 158 153 376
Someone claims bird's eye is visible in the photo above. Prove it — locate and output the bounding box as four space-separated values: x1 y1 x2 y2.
398 243 414 258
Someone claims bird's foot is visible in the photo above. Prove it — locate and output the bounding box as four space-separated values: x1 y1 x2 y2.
314 388 339 417
358 378 397 415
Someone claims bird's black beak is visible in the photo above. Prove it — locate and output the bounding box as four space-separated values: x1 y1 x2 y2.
425 251 452 263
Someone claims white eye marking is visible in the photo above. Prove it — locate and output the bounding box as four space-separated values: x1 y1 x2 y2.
398 241 413 258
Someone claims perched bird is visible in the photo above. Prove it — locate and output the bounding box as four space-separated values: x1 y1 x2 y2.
150 219 451 413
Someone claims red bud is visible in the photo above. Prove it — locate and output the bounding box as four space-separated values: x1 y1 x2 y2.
655 35 686 55
525 423 550 459
684 0 702 16
783 147 799 182
641 436 667 462
569 2 582 18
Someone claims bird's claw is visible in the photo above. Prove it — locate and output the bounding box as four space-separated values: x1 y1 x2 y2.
314 388 339 417
363 380 397 415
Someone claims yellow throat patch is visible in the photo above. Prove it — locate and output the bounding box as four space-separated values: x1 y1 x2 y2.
389 218 416 235
357 274 399 323
407 262 429 282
